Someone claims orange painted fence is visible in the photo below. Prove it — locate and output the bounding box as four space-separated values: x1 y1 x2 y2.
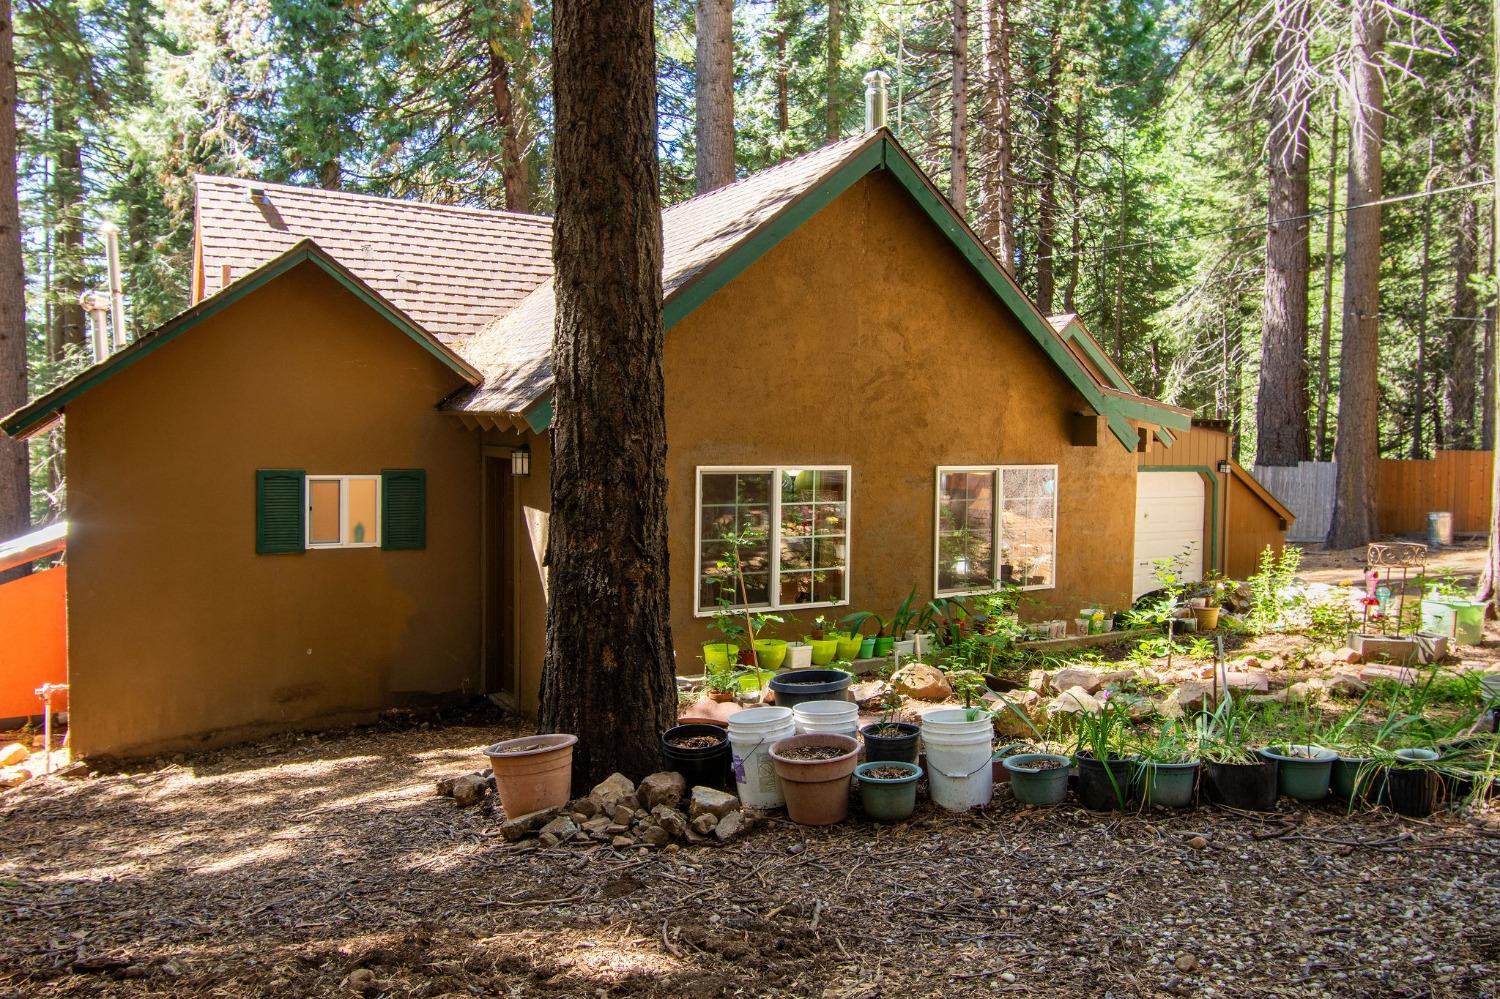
1377 450 1493 536
0 565 68 723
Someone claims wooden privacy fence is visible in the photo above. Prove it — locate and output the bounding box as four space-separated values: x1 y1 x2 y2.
1254 451 1493 543
1377 450 1492 536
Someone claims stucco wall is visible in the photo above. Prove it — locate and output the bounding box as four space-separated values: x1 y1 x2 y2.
66 263 482 757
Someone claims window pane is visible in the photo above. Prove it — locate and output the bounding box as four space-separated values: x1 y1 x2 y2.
812 568 845 605
697 470 773 611
937 470 995 591
347 478 378 545
779 571 814 605
1000 467 1056 589
781 469 816 504
781 538 812 571
309 479 341 545
781 503 813 537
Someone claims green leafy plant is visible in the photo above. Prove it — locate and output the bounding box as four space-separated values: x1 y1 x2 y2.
1246 545 1303 633
1192 693 1263 764
1137 717 1198 764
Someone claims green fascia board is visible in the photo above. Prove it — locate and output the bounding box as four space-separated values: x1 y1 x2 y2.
1139 465 1220 571
1156 427 1177 447
1063 325 1134 393
2 241 480 439
1105 392 1192 432
523 397 553 434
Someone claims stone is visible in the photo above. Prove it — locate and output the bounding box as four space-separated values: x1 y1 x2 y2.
539 815 579 841
1286 679 1327 705
1329 672 1368 696
1046 685 1101 717
691 812 719 835
610 803 635 825
588 772 636 809
1330 647 1363 665
1247 691 1288 706
689 785 740 819
538 832 560 848
677 697 743 726
640 824 671 847
1155 690 1185 720
1174 680 1218 712
991 691 1041 737
1175 954 1199 973
611 835 636 848
1187 836 1208 851
652 805 689 838
1360 663 1418 685
892 662 952 701
569 796 600 818
1027 670 1049 692
1051 667 1104 694
850 680 890 710
638 771 687 809
619 794 642 812
0 743 29 768
715 809 751 842
582 815 612 833
499 806 563 842
1224 671 1270 693
450 773 489 808
347 968 380 996
434 777 456 797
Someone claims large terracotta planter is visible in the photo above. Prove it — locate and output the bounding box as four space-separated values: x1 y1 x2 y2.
484 733 578 817
769 733 859 825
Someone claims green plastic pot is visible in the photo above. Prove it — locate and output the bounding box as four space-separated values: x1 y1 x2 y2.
1260 745 1337 802
702 642 739 668
873 636 895 657
1331 755 1379 804
859 636 876 658
855 761 922 822
1140 760 1199 809
752 638 788 671
806 637 839 665
1002 753 1071 806
1420 597 1486 646
834 632 864 660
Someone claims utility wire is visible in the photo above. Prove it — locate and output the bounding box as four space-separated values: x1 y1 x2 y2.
1039 178 1491 261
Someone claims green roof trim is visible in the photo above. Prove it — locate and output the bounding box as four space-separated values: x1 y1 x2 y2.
1157 427 1177 447
2 240 482 440
523 397 553 434
1058 320 1135 394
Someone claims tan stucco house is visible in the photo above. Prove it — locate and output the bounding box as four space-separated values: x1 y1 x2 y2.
3 129 1195 759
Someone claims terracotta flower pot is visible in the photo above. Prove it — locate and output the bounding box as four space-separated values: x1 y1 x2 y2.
484 733 578 817
769 733 859 825
1191 606 1221 630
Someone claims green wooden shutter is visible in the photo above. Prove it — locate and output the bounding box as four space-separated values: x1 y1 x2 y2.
256 469 306 554
381 469 426 550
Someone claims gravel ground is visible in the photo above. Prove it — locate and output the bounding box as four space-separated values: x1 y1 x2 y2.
1 715 1497 999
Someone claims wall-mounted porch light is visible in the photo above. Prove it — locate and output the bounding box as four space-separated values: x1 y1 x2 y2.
1216 460 1232 475
511 446 531 477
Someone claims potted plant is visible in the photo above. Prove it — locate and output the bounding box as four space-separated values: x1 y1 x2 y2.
1259 743 1337 803
1385 746 1442 817
803 614 841 665
860 679 919 764
1196 695 1279 811
703 660 739 703
768 666 855 709
483 733 579 817
842 609 894 658
1073 690 1136 811
768 733 860 825
1137 719 1200 809
855 761 922 822
660 723 732 790
891 587 920 656
1002 751 1072 806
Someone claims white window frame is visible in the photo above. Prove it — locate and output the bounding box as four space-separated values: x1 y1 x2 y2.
305 474 382 550
693 465 852 617
933 464 1058 597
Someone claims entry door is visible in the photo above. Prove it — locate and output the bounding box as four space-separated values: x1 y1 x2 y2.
1133 471 1205 599
483 455 516 698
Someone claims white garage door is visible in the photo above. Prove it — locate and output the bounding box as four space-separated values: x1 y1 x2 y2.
1134 471 1205 599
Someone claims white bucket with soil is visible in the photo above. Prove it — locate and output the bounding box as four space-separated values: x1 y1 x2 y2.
728 706 795 809
792 700 859 739
920 708 995 811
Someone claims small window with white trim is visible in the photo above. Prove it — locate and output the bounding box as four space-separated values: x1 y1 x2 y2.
306 475 381 549
695 466 850 614
935 465 1056 595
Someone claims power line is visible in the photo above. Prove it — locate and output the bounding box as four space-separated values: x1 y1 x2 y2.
1039 178 1491 261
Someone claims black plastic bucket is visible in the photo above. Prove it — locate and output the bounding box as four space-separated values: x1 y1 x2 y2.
1076 754 1138 811
660 724 732 790
860 721 920 764
769 668 854 709
1386 765 1440 818
1203 757 1279 811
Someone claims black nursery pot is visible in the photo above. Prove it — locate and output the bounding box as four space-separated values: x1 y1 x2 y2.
1076 754 1138 811
660 723 732 791
1386 765 1441 818
1203 757 1279 812
860 721 921 765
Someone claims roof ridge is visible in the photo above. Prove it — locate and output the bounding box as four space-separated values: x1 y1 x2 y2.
662 131 880 213
193 174 555 225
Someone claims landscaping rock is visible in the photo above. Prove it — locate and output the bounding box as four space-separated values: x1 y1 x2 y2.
1285 679 1326 705
0 743 29 768
892 662 951 701
539 815 579 842
1329 647 1363 665
1 768 31 789
1360 663 1418 685
1155 690 1185 719
638 771 686 809
610 803 635 825
715 809 751 842
1027 670 1049 692
691 812 719 835
1051 667 1103 694
678 697 743 726
538 832 561 848
611 835 636 848
1174 680 1218 712
588 773 636 809
991 691 1041 737
434 776 456 797
1329 672 1368 696
582 815 612 834
652 805 688 838
450 773 489 808
499 806 563 842
1046 685 1100 717
569 796 600 819
850 680 890 710
1224 671 1270 693
640 824 670 847
689 785 740 820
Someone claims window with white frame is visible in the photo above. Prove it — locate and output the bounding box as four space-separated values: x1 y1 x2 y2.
695 466 850 614
935 465 1056 595
306 475 381 549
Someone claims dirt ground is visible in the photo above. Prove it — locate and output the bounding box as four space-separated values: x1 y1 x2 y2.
2 713 1498 999
1294 538 1488 587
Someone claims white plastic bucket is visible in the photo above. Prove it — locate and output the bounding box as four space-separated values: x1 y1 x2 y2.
793 700 859 738
921 708 995 811
728 706 795 809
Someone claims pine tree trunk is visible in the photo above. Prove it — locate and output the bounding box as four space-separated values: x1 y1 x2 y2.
694 0 734 193
825 0 842 142
1315 90 1339 462
977 0 1014 267
1254 0 1312 467
0 0 28 574
1413 146 1433 460
949 0 968 212
775 2 789 133
1327 0 1386 550
1063 91 1084 309
541 0 675 788
1033 38 1060 315
1445 106 1481 450
487 43 531 212
1482 0 1500 612
52 101 85 353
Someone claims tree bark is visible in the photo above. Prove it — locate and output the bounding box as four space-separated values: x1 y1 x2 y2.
1254 0 1312 467
1327 0 1386 550
775 2 789 133
1315 89 1339 461
541 0 675 788
487 41 531 212
1411 135 1434 460
1033 37 1061 315
694 0 734 193
52 101 85 354
0 0 28 575
949 0 968 212
977 0 1015 267
1482 0 1500 613
825 0 841 142
1445 105 1481 450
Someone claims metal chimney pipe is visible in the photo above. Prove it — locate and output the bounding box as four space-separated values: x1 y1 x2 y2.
80 290 109 363
864 70 890 132
100 221 126 350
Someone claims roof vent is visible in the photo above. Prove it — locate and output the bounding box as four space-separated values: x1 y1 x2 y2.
864 70 890 132
247 186 269 206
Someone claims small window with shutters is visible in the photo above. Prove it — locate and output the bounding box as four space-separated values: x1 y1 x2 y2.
256 469 425 553
380 469 426 550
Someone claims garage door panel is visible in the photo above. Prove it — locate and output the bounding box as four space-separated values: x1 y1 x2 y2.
1133 472 1205 599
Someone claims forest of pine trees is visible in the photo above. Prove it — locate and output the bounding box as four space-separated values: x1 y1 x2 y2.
0 0 1495 546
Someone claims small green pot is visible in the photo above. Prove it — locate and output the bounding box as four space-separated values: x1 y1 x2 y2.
1141 760 1200 809
1002 753 1071 806
873 636 895 657
752 638 788 671
834 633 864 661
1260 744 1337 802
805 637 840 665
702 642 739 667
855 761 922 822
859 636 876 658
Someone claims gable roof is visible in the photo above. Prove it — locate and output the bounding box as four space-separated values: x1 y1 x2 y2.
2 241 482 439
193 175 553 340
446 130 1190 448
1048 314 1139 394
